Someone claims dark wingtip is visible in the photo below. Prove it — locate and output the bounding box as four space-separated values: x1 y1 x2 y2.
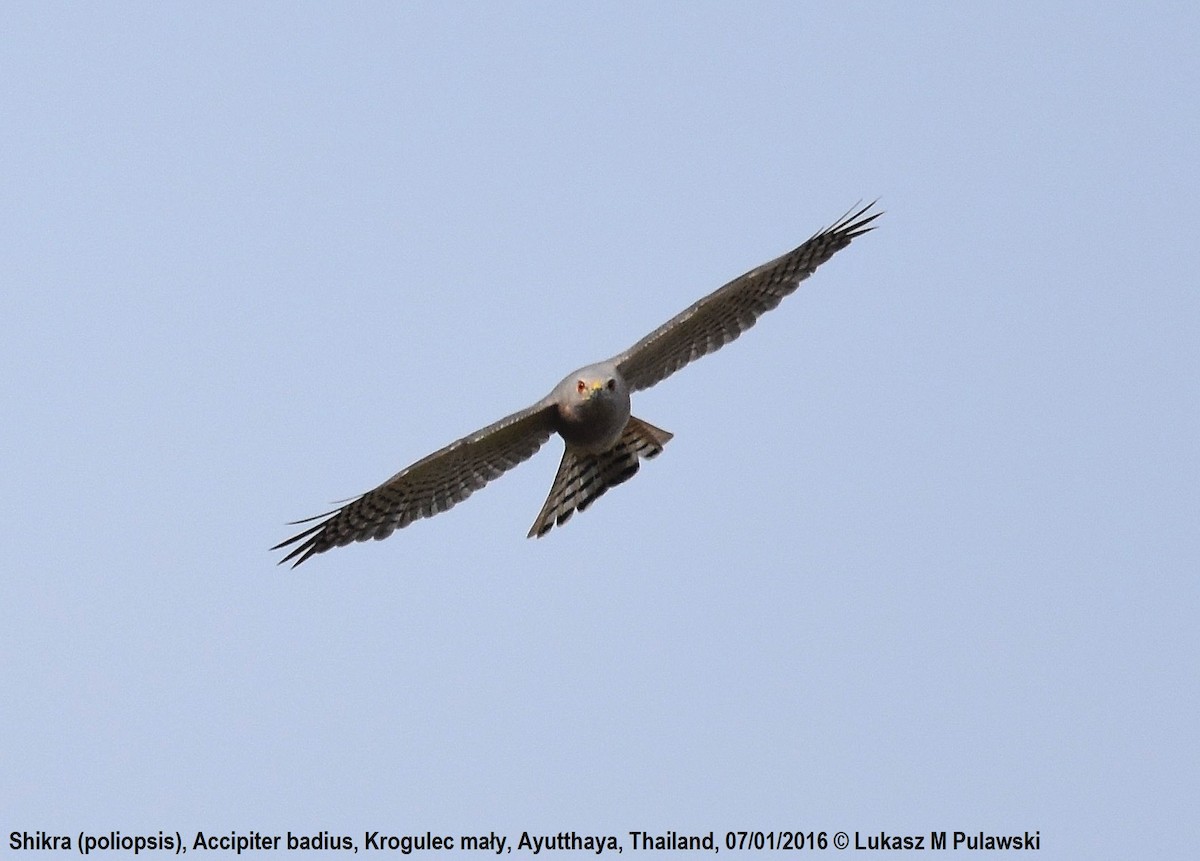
834 199 883 237
275 538 321 568
272 511 338 567
272 539 309 567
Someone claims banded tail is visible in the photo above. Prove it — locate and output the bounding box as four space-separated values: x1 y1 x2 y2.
528 416 673 538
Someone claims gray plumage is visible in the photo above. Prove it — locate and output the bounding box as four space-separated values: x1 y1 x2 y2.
274 202 880 566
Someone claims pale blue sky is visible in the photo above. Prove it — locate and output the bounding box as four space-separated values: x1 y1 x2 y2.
3 3 1197 858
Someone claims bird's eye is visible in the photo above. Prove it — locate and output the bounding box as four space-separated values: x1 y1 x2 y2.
606 378 616 391
577 380 586 394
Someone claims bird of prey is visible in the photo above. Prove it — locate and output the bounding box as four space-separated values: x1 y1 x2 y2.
275 202 880 566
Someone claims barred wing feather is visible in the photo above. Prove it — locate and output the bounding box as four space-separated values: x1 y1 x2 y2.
274 402 557 566
612 202 880 392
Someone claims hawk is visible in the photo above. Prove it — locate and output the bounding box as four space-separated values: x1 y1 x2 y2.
275 202 880 566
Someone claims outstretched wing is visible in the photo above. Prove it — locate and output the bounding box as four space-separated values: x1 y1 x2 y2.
274 401 558 566
610 201 880 392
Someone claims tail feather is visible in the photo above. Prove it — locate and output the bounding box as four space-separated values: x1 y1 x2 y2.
528 416 673 538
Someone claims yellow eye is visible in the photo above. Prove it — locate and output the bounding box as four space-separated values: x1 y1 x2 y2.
577 380 586 394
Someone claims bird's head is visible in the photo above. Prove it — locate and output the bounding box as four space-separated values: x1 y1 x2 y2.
554 363 631 431
575 376 617 400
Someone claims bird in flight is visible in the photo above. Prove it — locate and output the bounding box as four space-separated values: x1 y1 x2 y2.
275 202 880 566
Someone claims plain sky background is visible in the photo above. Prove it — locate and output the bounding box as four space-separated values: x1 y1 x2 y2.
3 3 1197 858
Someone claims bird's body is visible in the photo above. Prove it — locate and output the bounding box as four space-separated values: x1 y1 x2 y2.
275 202 880 566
